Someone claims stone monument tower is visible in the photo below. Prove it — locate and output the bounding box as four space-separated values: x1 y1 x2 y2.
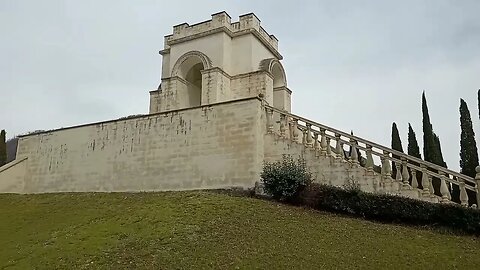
149 11 291 113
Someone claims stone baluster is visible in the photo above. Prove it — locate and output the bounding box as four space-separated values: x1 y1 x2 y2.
439 172 451 203
395 163 402 183
446 175 452 201
301 128 306 145
306 124 313 147
290 118 299 143
428 175 435 198
410 168 418 189
266 108 274 133
326 137 332 157
459 178 469 207
476 166 480 207
382 151 392 180
279 113 287 138
380 155 386 177
349 138 359 165
320 129 328 156
421 165 430 196
313 132 320 156
379 154 387 192
335 134 344 160
365 145 374 172
401 159 410 188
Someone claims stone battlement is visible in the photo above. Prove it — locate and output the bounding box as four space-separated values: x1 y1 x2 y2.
162 12 279 54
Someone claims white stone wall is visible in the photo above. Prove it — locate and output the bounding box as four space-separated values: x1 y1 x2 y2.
0 158 27 193
231 71 273 105
4 98 265 193
201 68 231 104
263 134 379 192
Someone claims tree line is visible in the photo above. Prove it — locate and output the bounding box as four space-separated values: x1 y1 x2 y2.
391 90 480 204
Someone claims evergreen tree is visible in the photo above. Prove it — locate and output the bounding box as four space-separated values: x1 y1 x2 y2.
407 123 421 159
459 98 478 178
458 99 479 205
407 123 422 187
391 122 404 178
422 92 447 196
478 89 480 120
422 92 437 164
433 134 447 168
0 130 6 167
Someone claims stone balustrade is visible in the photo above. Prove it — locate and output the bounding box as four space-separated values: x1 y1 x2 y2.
265 105 479 207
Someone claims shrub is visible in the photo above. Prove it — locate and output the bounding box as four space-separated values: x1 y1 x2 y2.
261 155 312 201
293 183 480 235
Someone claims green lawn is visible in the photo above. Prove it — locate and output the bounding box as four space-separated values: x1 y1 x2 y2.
0 191 479 269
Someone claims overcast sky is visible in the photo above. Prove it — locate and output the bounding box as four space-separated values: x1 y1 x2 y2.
1 0 479 171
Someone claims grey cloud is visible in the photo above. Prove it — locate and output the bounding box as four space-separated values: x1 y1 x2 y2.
1 0 479 170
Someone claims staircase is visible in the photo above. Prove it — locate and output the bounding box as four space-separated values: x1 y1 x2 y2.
263 104 480 207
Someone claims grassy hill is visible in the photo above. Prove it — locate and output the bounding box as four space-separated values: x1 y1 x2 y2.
1 191 479 269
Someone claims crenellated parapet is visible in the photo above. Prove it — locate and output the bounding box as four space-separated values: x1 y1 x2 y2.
161 12 280 59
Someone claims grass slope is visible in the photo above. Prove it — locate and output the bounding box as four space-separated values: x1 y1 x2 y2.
1 191 479 269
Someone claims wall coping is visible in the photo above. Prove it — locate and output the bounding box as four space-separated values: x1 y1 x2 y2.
0 157 28 173
19 97 262 138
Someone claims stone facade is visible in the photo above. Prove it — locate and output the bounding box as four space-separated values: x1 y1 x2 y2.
1 98 265 193
149 11 290 114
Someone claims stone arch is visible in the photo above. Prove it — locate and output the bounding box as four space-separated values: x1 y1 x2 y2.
171 51 212 107
171 51 213 78
259 58 287 88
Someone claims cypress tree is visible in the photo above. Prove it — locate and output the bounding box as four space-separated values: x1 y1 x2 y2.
459 99 479 205
433 134 447 168
407 123 422 187
422 92 447 196
407 123 421 159
0 130 6 167
391 122 404 178
459 98 478 177
422 92 437 164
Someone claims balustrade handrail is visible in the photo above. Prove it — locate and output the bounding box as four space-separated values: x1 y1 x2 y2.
265 105 476 186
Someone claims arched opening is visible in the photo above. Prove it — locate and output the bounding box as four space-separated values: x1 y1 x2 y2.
173 53 209 107
271 62 286 88
185 62 204 107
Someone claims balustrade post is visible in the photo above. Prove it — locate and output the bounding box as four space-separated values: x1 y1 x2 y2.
382 151 392 180
349 139 359 165
365 145 374 172
320 129 328 156
401 159 410 188
306 124 313 147
475 166 480 207
266 108 274 133
428 175 435 198
380 155 386 177
395 163 402 189
291 119 299 143
421 165 430 196
326 137 332 157
313 133 320 156
301 128 307 145
335 134 344 160
410 168 418 189
440 172 451 203
459 178 469 207
279 113 287 138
